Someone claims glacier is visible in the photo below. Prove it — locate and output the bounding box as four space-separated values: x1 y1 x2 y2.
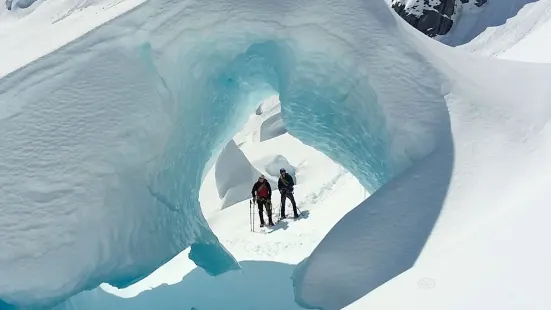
2 0 551 308
0 0 449 307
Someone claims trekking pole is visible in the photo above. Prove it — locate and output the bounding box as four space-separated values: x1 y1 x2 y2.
252 200 255 232
250 200 256 232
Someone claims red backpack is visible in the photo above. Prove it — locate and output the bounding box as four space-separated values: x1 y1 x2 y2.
257 183 269 198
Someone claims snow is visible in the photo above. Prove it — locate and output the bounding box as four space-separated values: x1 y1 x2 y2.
0 0 145 78
1 0 551 309
499 16 551 62
48 261 302 310
259 112 287 142
1 2 444 305
42 114 367 310
294 146 453 310
262 154 295 180
345 173 551 310
214 139 263 210
440 0 551 61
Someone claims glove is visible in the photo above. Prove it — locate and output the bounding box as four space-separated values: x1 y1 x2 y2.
252 197 256 203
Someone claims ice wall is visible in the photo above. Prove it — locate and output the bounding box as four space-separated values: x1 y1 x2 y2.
0 0 452 307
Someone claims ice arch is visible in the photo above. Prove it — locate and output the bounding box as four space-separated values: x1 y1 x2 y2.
0 0 453 307
147 39 395 193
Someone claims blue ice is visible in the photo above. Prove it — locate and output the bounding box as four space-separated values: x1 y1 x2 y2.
1 38 396 309
151 40 392 193
0 0 450 306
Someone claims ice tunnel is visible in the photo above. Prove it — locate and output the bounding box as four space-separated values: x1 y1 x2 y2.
0 0 454 308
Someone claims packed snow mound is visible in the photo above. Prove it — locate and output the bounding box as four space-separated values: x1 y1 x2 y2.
263 155 296 182
259 112 287 142
215 140 264 209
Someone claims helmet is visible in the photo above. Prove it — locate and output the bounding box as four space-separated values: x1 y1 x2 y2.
280 168 286 173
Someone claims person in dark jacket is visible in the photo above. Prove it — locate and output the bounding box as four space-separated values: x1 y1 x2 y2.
278 168 299 219
251 175 274 227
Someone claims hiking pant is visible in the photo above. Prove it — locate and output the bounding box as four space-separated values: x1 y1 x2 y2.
257 199 273 225
280 189 298 217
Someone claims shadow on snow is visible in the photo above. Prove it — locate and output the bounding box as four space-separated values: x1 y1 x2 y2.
46 261 304 310
443 0 539 46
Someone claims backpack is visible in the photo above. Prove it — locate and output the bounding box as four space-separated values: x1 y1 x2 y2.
257 183 269 198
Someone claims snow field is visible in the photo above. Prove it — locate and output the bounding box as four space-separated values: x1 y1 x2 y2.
1 0 551 308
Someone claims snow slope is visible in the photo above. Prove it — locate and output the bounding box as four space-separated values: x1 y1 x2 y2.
346 181 551 310
1 0 551 309
0 0 146 78
440 0 551 62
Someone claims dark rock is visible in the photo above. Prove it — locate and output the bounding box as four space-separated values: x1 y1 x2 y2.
5 0 39 10
392 0 487 37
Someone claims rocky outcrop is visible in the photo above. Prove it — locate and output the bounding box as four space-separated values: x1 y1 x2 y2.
5 0 38 10
392 0 487 37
